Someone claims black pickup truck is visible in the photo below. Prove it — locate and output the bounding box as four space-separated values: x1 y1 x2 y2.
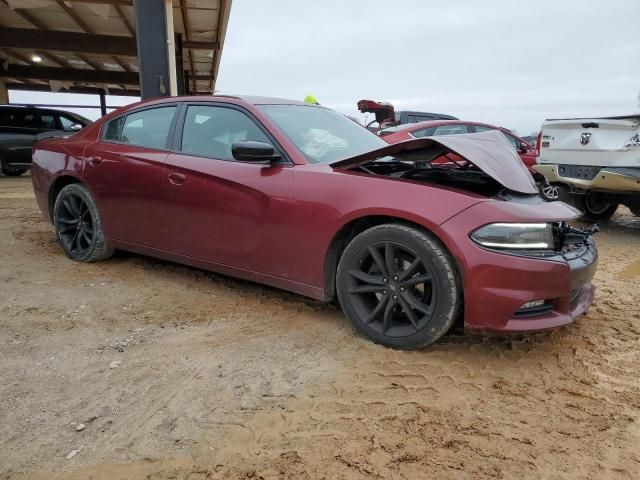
0 105 91 176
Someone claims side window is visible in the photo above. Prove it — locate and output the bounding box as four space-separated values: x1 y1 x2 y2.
59 115 77 131
40 114 56 129
474 125 519 149
118 107 176 149
410 127 432 138
22 113 39 129
180 105 270 160
432 124 468 136
503 133 520 149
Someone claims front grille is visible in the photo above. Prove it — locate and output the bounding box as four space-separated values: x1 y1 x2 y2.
513 302 554 318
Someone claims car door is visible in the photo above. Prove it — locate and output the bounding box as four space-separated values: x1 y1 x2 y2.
163 103 295 278
82 105 178 248
0 109 39 168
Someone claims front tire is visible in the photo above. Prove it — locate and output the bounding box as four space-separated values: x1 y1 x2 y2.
53 183 114 262
577 191 618 222
336 224 460 349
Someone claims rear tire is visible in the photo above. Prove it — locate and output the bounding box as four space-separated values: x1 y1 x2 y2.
626 198 640 217
336 224 460 349
53 183 114 262
577 191 618 222
2 167 28 176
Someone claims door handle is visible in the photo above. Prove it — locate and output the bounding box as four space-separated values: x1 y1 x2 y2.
86 156 103 165
168 172 186 185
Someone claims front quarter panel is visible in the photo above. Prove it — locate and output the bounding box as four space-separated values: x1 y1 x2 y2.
438 199 592 331
289 164 485 290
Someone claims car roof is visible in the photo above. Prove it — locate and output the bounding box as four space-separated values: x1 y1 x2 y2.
0 104 78 116
146 95 312 107
384 119 514 134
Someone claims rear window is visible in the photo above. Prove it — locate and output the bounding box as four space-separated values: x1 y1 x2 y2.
104 116 125 140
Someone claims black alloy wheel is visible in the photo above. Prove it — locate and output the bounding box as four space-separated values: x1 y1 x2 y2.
337 224 460 349
346 241 435 337
53 183 114 262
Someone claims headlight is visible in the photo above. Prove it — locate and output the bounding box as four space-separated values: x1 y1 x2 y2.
470 223 554 250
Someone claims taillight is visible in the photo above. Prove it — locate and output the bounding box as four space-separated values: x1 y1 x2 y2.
535 131 542 157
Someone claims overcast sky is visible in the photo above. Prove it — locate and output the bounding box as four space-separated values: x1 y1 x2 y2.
216 0 640 134
10 0 639 134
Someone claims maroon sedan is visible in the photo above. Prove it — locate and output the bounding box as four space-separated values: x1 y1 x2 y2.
31 96 597 349
379 120 537 166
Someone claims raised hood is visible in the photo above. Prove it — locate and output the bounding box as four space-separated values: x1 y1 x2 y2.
330 130 539 195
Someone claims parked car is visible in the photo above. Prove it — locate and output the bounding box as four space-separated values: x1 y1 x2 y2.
357 99 457 131
379 120 537 166
0 105 91 176
535 115 640 221
378 119 558 200
31 96 597 349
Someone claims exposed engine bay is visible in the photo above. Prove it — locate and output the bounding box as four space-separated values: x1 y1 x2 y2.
352 146 516 199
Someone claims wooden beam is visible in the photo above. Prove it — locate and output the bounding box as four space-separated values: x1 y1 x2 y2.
114 4 135 36
5 82 140 96
5 5 48 30
1 63 212 83
56 0 92 33
64 0 132 5
0 48 32 65
210 0 226 92
178 0 196 93
0 28 218 56
0 64 140 84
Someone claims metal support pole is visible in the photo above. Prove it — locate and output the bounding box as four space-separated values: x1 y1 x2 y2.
0 78 8 104
175 33 185 96
165 0 178 96
133 0 171 99
99 89 107 116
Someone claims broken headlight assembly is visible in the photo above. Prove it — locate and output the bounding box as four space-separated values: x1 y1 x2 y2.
470 223 555 250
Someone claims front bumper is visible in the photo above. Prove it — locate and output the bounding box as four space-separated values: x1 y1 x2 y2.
437 202 598 334
535 164 640 193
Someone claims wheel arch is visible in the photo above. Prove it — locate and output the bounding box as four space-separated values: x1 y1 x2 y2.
323 214 461 305
48 174 83 221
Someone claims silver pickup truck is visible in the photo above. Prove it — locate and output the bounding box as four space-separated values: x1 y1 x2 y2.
535 115 640 221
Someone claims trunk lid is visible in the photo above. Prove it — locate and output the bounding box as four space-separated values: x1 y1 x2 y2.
538 116 640 168
329 130 538 195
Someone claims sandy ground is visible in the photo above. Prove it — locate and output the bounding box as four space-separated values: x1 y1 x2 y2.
0 174 639 480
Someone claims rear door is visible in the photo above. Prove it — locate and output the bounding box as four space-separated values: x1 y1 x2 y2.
162 103 295 278
82 105 178 247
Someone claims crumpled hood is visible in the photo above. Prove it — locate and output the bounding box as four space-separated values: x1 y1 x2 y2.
330 130 539 195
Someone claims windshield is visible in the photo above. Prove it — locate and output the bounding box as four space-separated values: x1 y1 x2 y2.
260 105 387 163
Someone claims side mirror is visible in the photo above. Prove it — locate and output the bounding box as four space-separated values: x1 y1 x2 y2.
70 123 83 132
231 141 281 163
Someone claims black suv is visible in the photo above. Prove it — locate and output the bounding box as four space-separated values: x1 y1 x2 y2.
0 105 91 176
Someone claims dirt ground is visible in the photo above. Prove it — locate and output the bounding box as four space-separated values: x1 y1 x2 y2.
0 174 639 480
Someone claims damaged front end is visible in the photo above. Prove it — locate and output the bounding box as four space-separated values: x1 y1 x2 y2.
330 130 540 200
